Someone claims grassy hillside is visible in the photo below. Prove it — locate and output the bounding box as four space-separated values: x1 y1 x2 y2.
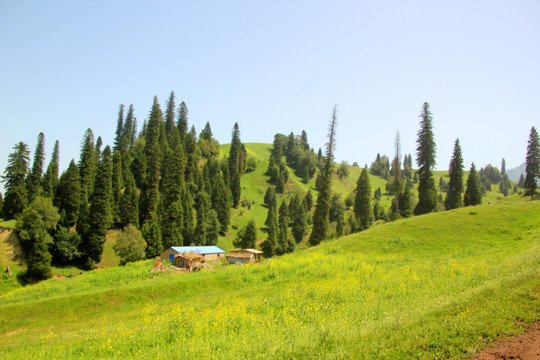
218 143 515 250
0 196 538 359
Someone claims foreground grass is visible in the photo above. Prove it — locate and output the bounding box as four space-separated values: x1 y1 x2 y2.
0 196 538 359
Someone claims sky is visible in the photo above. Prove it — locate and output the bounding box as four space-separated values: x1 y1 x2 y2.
1 1 539 193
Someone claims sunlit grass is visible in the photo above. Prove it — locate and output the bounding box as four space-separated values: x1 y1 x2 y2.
0 196 538 359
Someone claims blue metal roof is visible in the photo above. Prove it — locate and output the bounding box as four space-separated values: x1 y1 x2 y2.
170 246 225 255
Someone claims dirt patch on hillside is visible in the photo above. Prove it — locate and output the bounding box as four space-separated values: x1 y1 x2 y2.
472 322 540 359
0 228 25 265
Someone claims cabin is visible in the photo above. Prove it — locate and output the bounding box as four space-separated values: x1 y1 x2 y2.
226 249 263 264
160 246 226 263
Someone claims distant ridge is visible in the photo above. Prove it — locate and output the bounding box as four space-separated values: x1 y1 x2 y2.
507 162 526 182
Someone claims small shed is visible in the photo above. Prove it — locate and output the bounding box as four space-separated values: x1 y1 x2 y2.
160 246 226 263
174 252 203 269
226 249 263 264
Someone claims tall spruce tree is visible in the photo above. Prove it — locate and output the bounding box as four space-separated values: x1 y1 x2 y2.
113 105 125 151
524 127 540 198
399 181 412 218
354 166 372 231
142 217 163 258
277 200 292 254
79 129 96 200
445 139 464 210
165 91 177 147
83 146 113 268
464 163 482 206
392 131 403 216
182 191 195 245
42 140 60 199
55 160 81 226
194 190 210 245
2 142 30 219
414 102 438 215
177 101 189 142
291 196 307 243
140 97 163 224
26 132 46 202
309 105 338 246
261 204 278 256
212 172 232 234
111 151 123 224
119 172 139 227
160 142 185 248
235 218 257 249
499 158 511 196
228 123 243 207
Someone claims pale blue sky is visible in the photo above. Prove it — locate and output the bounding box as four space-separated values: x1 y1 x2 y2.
1 1 539 193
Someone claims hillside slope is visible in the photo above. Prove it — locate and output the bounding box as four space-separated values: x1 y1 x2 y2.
0 196 538 359
219 143 515 250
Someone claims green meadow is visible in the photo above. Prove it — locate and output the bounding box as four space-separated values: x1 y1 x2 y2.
0 195 538 359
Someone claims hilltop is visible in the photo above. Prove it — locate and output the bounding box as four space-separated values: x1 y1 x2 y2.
0 195 538 358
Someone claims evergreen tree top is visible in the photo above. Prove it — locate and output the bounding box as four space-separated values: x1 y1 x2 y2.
416 102 436 172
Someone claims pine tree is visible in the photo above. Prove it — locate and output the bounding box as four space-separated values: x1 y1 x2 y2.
329 194 345 237
235 218 258 249
464 163 482 206
524 127 540 198
206 209 220 245
2 142 30 219
140 141 162 224
113 104 125 151
212 172 232 234
177 101 189 142
518 174 525 188
182 191 195 245
399 181 412 218
194 190 210 245
83 146 113 268
164 91 177 147
111 151 123 224
142 217 163 258
304 189 313 210
261 205 278 256
310 105 338 246
228 123 243 207
392 131 403 215
414 102 438 215
42 140 60 199
354 166 372 231
118 104 136 152
291 197 307 243
445 138 464 210
264 186 277 209
499 158 511 196
119 172 139 227
79 129 96 200
26 132 46 202
55 160 81 226
277 200 291 254
160 142 186 248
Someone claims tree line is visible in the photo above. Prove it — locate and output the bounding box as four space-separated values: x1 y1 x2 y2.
1 97 538 280
1 91 246 279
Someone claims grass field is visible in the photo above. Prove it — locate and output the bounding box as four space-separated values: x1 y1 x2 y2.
0 195 538 359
